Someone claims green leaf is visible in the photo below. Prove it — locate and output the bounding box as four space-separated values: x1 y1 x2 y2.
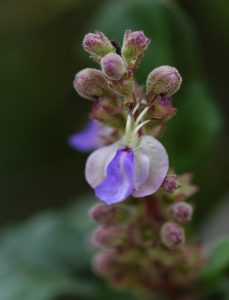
201 237 229 286
0 198 135 300
88 0 222 171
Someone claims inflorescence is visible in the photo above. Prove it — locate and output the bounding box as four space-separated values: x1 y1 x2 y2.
69 29 204 300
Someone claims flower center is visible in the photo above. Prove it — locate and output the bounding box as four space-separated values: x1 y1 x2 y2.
122 104 150 148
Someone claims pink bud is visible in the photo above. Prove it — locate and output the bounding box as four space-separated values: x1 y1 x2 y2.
121 30 150 65
101 53 126 81
160 222 185 249
89 202 117 224
83 31 115 61
93 226 125 248
161 175 180 193
93 251 114 275
171 202 193 223
146 66 182 97
73 68 109 100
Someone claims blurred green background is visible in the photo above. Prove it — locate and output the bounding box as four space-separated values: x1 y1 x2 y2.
0 0 229 299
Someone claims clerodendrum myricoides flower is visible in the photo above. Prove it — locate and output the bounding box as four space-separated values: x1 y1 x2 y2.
69 29 203 299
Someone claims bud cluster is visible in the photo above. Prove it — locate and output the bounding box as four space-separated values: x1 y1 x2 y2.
89 174 202 298
73 30 182 130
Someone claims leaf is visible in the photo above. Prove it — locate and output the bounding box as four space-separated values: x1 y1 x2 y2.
201 237 229 286
0 197 135 300
88 0 222 171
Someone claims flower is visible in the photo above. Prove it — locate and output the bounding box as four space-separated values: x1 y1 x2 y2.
85 108 169 204
68 120 115 152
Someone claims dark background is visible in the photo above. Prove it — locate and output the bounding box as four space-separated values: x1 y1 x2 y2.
0 0 228 227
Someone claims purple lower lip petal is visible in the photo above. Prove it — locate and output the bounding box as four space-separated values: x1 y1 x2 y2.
68 120 101 152
95 148 134 205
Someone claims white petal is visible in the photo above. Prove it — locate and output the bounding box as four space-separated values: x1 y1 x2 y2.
132 135 169 197
133 151 150 189
85 141 119 188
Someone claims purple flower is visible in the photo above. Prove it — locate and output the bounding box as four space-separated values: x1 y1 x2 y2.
85 135 169 204
68 120 114 152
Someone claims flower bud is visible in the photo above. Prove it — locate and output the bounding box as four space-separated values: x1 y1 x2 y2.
160 222 185 249
93 251 115 276
73 68 109 100
93 226 126 248
89 202 117 224
146 66 182 97
101 53 126 81
170 202 193 223
121 30 150 66
161 175 180 193
83 31 115 62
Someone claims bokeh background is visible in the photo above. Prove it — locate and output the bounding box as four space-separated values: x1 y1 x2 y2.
0 0 229 299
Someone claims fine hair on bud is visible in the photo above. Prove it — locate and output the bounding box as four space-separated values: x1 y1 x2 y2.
121 30 150 62
101 53 126 81
83 31 115 60
73 68 109 100
89 202 117 224
161 175 180 193
93 226 125 248
93 251 115 275
146 65 182 98
170 202 193 223
160 222 185 249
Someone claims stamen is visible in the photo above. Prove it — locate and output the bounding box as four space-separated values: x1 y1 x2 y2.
123 114 132 145
135 106 149 126
133 120 150 136
132 103 140 115
123 106 151 148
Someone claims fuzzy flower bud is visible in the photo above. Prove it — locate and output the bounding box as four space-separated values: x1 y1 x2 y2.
146 66 182 98
121 30 150 66
89 202 117 224
170 202 193 223
161 175 180 193
160 222 185 249
101 53 126 81
93 226 126 248
93 251 115 275
73 68 109 100
83 31 115 62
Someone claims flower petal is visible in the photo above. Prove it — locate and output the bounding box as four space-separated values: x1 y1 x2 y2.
85 142 119 188
68 120 101 152
133 151 150 189
95 149 134 205
132 135 169 197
